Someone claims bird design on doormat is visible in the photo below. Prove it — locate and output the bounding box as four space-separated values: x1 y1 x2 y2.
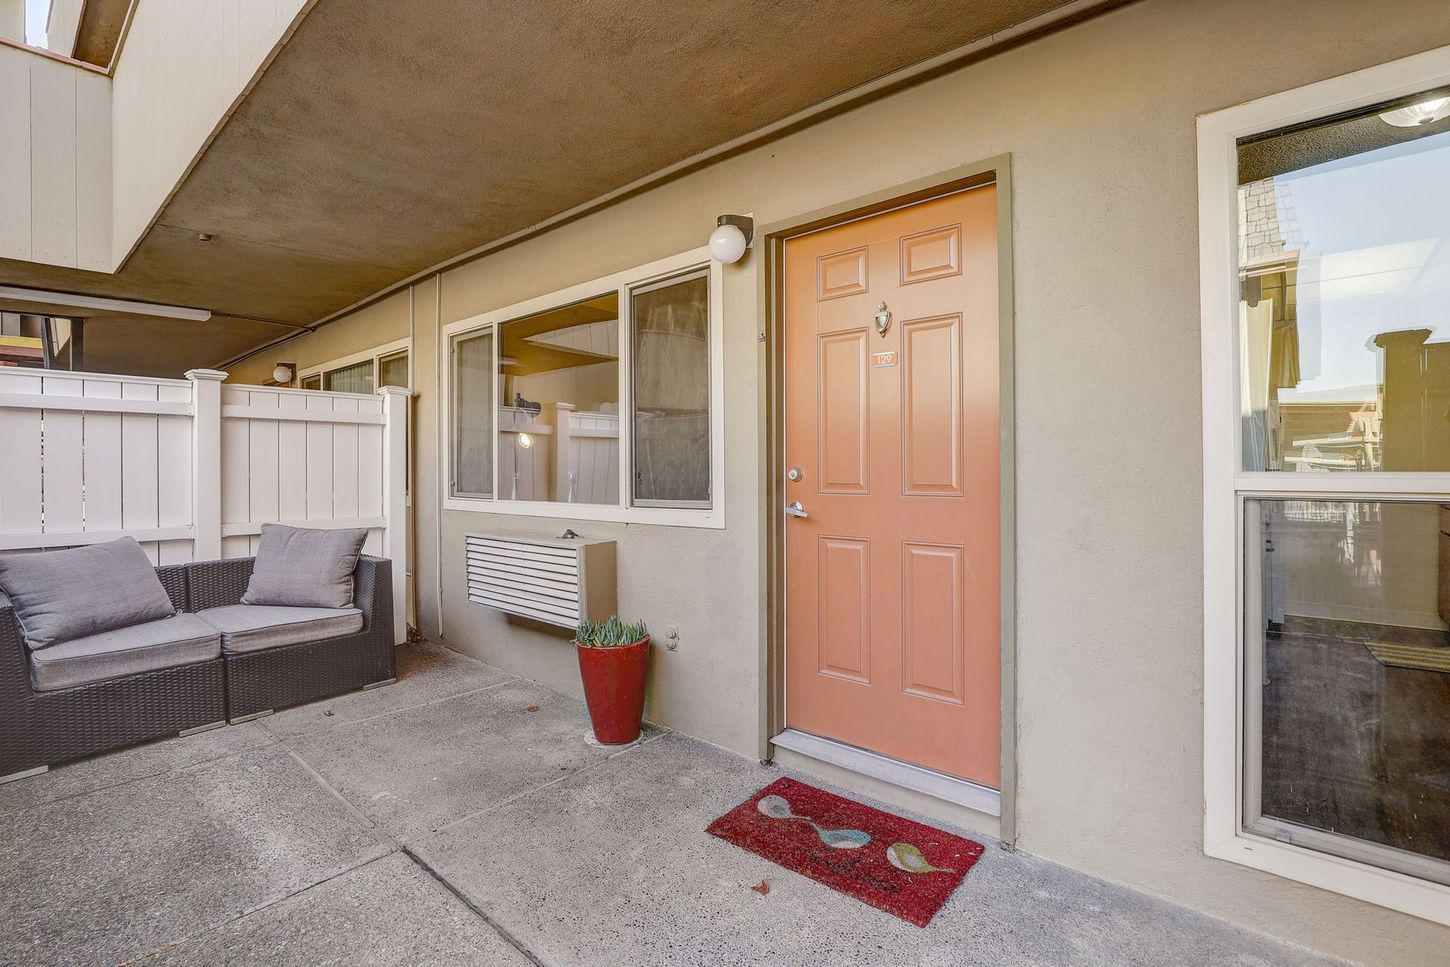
886 842 956 874
756 794 871 848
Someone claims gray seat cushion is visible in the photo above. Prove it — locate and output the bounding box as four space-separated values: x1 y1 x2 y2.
196 604 364 655
29 613 220 692
241 523 369 610
0 538 177 651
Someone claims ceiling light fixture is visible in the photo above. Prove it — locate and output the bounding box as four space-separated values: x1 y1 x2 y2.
1379 96 1450 127
709 214 754 264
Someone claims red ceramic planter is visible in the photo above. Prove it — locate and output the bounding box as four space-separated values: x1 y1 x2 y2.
576 635 650 744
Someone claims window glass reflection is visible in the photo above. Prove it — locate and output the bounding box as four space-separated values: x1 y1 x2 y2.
1238 91 1450 471
498 293 620 504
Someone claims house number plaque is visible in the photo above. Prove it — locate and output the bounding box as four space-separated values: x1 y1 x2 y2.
872 351 898 368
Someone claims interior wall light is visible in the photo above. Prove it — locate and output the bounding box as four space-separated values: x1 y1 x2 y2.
272 363 294 385
1379 96 1450 127
709 214 754 264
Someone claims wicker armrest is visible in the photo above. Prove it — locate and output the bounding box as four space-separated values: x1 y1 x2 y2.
352 556 392 631
0 605 34 706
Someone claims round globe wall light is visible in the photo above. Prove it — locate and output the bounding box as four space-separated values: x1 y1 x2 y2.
709 214 754 264
272 364 294 385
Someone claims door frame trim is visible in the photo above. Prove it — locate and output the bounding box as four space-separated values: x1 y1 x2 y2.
756 156 1018 844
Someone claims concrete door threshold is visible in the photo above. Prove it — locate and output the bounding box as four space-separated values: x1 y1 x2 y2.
771 728 1002 840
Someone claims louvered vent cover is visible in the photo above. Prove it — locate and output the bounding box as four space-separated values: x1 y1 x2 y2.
465 533 616 628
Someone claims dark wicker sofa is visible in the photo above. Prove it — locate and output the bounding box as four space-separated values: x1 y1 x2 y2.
0 565 224 780
0 556 394 780
191 555 395 721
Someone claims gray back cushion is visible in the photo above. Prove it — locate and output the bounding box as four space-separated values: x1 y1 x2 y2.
241 524 368 609
0 537 177 650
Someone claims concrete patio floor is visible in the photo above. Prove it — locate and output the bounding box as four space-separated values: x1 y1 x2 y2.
0 640 1343 967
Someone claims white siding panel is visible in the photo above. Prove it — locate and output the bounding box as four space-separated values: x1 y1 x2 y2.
0 48 30 261
156 383 192 555
306 395 334 519
221 535 251 560
331 396 360 519
221 398 251 526
29 58 78 267
358 421 383 519
277 392 308 520
247 391 280 523
40 377 85 534
121 384 161 560
82 379 123 532
75 70 113 271
0 371 42 534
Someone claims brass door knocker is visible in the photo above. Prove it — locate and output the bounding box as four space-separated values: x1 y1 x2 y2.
873 302 892 337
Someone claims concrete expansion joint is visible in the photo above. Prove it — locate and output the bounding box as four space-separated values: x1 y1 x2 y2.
402 846 550 967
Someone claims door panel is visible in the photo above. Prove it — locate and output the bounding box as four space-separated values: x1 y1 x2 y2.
817 331 871 494
817 536 872 683
901 314 962 496
818 247 870 300
783 185 1000 786
899 224 962 284
902 541 967 704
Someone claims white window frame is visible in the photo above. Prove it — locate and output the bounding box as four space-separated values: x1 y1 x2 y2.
1199 43 1450 925
299 336 412 391
442 247 726 529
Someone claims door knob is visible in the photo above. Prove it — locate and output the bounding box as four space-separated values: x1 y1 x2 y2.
785 500 809 519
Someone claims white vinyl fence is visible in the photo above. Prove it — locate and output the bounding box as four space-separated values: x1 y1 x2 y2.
0 368 408 644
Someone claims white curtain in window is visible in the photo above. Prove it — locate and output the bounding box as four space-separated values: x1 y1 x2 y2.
631 274 709 505
454 332 493 496
325 360 374 394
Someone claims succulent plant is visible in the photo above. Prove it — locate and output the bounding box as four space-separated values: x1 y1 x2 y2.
575 615 648 648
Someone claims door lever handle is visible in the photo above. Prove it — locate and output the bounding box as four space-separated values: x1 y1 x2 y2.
785 500 809 519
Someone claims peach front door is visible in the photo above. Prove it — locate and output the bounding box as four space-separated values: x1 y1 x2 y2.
783 186 1000 787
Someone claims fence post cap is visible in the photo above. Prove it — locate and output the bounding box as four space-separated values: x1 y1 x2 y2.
185 369 229 382
376 385 413 397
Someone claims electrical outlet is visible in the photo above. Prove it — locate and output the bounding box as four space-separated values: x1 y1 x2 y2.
665 626 681 651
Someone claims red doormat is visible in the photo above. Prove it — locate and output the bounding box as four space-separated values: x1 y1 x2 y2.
706 776 984 927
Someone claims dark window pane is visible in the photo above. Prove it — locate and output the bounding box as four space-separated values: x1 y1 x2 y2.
1247 498 1450 882
378 350 408 389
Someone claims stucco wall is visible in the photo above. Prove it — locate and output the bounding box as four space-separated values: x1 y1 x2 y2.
230 1 1450 961
110 0 308 267
226 289 412 384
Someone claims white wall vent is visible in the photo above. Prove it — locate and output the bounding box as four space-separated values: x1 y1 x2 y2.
465 532 616 629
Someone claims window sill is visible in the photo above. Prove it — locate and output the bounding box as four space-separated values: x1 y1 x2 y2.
1205 829 1450 926
443 495 725 530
